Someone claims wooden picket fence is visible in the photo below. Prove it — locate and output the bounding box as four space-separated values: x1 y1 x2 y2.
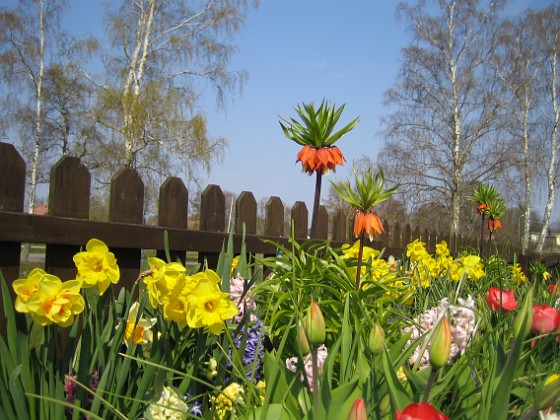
1 141 556 336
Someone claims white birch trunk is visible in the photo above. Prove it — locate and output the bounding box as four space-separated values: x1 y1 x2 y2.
449 2 462 237
27 0 45 215
122 0 155 167
536 40 559 253
520 93 532 254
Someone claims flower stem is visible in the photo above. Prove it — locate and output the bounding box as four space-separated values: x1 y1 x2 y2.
310 172 322 238
423 367 438 402
355 234 365 290
312 346 319 417
479 214 485 255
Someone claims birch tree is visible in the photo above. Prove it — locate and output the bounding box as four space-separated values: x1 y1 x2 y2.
0 0 67 213
532 6 560 252
379 0 509 237
494 13 542 253
90 0 255 191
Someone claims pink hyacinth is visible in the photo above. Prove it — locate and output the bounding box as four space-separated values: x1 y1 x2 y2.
404 296 477 367
229 274 257 323
286 345 329 391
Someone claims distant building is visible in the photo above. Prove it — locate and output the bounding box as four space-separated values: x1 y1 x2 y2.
33 204 48 215
529 232 560 250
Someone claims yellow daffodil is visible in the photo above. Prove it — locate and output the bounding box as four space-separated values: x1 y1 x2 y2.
406 239 429 262
162 293 189 328
435 241 450 257
121 302 157 347
458 255 485 281
13 268 48 313
144 257 187 308
342 241 379 260
184 270 238 334
73 238 120 295
26 277 84 327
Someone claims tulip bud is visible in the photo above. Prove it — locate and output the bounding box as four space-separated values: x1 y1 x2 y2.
512 289 533 341
367 323 385 355
535 374 560 410
304 301 326 347
298 322 311 354
429 316 451 369
346 398 367 420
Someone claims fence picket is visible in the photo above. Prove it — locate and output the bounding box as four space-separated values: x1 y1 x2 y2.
109 167 144 290
45 156 91 282
157 176 189 264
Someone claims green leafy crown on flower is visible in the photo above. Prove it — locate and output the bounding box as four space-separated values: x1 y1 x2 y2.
331 165 398 211
466 183 500 211
279 99 359 147
487 198 507 219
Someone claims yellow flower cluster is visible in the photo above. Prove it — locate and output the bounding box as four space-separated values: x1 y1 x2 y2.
13 268 85 327
211 382 244 419
143 258 238 334
13 238 120 327
342 241 386 280
406 239 484 284
342 241 410 301
511 263 527 286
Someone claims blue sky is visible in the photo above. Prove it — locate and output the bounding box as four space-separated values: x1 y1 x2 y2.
6 0 556 218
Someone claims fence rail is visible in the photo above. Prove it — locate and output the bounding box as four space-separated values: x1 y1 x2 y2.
1 141 558 335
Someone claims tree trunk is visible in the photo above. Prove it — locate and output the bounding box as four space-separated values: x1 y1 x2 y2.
27 0 46 215
536 40 559 253
520 91 532 254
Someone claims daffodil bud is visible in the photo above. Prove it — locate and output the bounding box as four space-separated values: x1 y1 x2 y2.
367 323 385 355
536 374 560 410
429 316 451 369
304 301 326 347
346 398 367 420
513 289 533 341
298 322 311 354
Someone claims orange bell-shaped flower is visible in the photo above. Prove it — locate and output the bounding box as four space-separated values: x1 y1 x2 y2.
296 145 345 175
353 210 384 241
487 217 502 232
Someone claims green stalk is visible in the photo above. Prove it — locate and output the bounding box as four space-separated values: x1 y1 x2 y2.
310 172 323 238
423 367 438 402
355 234 365 290
312 346 319 418
479 214 485 255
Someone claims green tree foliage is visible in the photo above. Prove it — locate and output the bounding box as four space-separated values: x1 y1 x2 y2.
90 0 257 195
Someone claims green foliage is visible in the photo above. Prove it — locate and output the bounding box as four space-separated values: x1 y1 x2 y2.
278 100 359 147
331 165 398 211
1 231 559 419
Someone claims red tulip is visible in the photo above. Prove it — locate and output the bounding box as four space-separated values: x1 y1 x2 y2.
531 304 560 335
346 398 367 420
548 283 560 295
485 287 519 312
395 402 448 420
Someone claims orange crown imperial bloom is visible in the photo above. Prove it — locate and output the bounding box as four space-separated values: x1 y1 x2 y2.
353 209 384 241
487 218 502 232
476 202 489 214
296 145 344 175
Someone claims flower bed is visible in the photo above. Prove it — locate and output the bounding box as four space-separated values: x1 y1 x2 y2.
1 234 559 419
